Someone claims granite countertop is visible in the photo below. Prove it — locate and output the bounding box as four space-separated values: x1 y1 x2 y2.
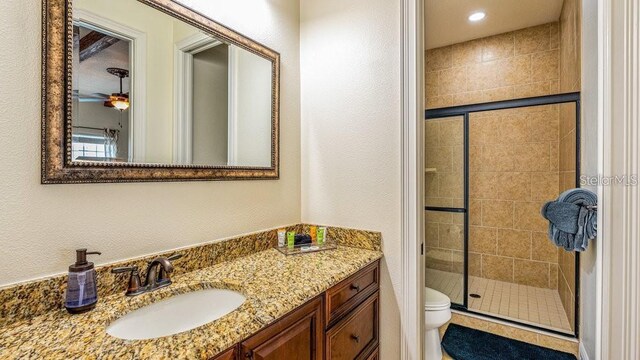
0 246 382 359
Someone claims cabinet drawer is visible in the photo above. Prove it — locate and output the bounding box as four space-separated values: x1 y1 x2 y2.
326 291 379 360
326 261 379 326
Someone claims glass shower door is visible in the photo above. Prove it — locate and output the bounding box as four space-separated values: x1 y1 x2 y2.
424 115 467 306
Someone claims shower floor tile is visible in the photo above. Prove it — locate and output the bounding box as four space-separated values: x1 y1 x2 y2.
426 269 572 334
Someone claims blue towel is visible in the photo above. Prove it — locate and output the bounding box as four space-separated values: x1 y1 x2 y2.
541 188 597 251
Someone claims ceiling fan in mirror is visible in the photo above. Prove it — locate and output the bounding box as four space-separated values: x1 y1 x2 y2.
75 67 130 112
102 67 130 111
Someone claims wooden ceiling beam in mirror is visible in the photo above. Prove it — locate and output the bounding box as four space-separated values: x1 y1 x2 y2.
78 30 120 62
41 0 280 183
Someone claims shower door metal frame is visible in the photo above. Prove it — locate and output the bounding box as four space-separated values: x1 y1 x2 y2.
425 92 581 338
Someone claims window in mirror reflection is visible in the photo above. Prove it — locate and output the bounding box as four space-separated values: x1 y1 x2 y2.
72 0 273 167
72 23 131 162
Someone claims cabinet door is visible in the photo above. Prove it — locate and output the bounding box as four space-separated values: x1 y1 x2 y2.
241 296 323 360
210 346 237 360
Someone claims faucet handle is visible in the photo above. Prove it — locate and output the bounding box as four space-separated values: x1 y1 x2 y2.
111 266 144 296
167 253 183 262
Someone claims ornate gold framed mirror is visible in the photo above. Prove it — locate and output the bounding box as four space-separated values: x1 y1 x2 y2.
42 0 280 183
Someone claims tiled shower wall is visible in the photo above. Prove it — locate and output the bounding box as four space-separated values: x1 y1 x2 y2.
557 0 582 330
425 22 566 289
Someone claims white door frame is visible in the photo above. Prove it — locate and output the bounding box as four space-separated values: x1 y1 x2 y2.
73 9 147 162
173 33 221 164
599 0 640 359
400 0 424 359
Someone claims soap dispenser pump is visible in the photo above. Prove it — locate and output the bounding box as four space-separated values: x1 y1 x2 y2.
65 249 101 314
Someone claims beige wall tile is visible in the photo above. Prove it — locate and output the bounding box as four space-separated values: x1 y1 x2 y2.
514 143 551 172
439 118 464 146
514 201 548 231
452 91 483 106
425 222 439 248
469 172 499 199
482 33 514 61
482 255 514 282
550 264 559 289
497 228 532 259
426 95 453 109
502 173 533 201
439 66 467 95
438 172 464 198
532 231 559 262
470 226 497 254
469 145 482 172
439 223 464 250
513 81 551 98
426 210 453 224
467 61 498 92
497 55 532 87
514 24 551 55
451 39 482 66
425 120 439 147
528 109 560 142
550 142 559 171
426 145 452 172
469 252 482 276
426 47 451 70
425 247 452 271
531 49 560 82
514 259 550 287
531 172 560 201
482 200 514 228
481 144 516 172
482 86 514 102
470 200 482 226
550 22 560 50
426 71 438 98
452 251 464 274
425 172 438 198
497 113 529 143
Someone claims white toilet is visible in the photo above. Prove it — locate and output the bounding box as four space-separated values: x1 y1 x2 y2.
424 287 452 360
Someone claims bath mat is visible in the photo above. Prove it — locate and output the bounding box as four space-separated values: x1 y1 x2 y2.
441 324 577 360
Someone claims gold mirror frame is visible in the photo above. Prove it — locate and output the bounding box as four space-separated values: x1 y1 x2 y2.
41 0 280 183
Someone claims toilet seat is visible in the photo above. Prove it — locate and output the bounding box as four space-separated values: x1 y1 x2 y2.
425 287 451 311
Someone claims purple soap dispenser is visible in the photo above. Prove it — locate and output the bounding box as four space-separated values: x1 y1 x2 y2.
65 249 101 314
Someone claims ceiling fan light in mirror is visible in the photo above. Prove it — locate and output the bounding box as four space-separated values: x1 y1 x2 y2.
104 94 130 111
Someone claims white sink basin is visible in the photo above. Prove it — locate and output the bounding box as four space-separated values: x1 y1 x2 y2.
106 288 246 340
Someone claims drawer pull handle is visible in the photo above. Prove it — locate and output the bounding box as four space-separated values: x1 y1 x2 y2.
351 334 360 343
350 283 360 291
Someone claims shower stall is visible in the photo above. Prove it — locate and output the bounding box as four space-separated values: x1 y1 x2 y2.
424 93 580 337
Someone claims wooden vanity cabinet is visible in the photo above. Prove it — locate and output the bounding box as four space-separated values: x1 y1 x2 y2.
240 296 324 360
211 260 380 360
211 346 237 360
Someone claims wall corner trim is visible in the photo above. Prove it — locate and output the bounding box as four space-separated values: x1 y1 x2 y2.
400 0 424 359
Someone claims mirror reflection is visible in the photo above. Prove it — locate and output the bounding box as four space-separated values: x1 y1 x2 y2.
72 0 273 167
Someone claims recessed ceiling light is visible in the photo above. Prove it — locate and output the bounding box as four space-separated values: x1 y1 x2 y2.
468 11 486 22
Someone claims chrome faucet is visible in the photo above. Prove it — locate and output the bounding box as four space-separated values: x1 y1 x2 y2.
112 253 183 296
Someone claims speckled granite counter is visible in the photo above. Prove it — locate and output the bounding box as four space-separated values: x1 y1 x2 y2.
0 246 382 359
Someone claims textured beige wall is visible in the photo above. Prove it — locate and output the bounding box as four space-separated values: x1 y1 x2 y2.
557 0 582 332
425 23 563 290
0 0 301 286
300 0 402 358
